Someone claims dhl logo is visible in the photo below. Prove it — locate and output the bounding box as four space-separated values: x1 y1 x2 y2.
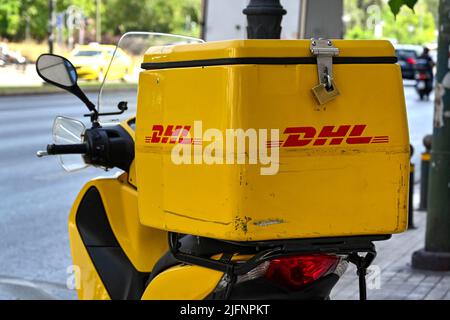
145 125 192 144
144 124 389 147
281 125 389 147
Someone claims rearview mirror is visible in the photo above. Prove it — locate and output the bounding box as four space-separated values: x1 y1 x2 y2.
36 54 77 88
36 54 97 120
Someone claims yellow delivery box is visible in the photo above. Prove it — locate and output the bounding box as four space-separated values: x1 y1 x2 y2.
135 39 410 241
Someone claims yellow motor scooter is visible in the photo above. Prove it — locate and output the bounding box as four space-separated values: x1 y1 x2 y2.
35 32 409 300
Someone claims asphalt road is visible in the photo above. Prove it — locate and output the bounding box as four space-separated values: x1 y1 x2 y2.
0 89 136 299
0 84 434 299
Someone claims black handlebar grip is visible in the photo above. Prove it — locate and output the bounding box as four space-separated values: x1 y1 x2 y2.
47 143 88 155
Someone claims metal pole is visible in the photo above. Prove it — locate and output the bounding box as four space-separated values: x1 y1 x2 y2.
200 0 208 40
96 0 101 43
25 15 31 41
419 135 432 211
299 0 308 39
243 0 286 39
408 144 415 229
48 0 56 54
408 164 415 229
412 0 450 271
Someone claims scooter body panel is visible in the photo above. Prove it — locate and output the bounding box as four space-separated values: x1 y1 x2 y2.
69 174 168 299
142 264 223 300
68 200 111 300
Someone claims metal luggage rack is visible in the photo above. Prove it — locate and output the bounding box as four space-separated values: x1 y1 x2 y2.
168 232 391 300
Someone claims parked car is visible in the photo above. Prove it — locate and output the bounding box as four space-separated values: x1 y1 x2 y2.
395 44 422 80
69 43 132 82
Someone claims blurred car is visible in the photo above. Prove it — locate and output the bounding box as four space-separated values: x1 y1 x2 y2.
69 43 132 81
395 44 423 80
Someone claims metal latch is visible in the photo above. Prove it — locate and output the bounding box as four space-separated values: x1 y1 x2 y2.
310 39 340 105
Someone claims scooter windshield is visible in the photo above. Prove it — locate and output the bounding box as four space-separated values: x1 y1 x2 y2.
96 32 204 122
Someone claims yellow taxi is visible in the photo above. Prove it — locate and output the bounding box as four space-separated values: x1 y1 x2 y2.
68 43 132 81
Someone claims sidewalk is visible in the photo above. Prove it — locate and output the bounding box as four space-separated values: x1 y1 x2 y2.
0 64 136 96
331 210 450 300
0 65 42 87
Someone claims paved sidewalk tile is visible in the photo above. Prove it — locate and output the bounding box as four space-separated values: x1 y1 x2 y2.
331 211 450 300
425 282 450 300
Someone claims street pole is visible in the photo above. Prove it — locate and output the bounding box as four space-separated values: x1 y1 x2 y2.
48 0 56 54
96 0 101 43
200 0 208 40
243 0 286 39
299 0 308 38
412 0 450 271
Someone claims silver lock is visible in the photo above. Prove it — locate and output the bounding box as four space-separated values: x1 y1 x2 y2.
310 39 340 105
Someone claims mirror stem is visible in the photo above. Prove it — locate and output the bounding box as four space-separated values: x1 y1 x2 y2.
72 85 98 121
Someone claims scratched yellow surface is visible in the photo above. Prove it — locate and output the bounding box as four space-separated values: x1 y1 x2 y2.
135 40 410 241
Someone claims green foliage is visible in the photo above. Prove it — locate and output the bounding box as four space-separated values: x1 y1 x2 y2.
0 0 21 37
388 0 418 16
344 0 437 45
101 0 201 37
0 0 201 42
21 0 50 41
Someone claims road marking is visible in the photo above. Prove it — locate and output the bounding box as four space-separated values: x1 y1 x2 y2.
0 275 72 300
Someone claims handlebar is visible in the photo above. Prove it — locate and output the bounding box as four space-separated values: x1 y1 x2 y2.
47 143 88 155
36 125 134 171
36 143 88 157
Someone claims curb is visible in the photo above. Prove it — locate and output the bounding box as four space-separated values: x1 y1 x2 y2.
0 83 136 97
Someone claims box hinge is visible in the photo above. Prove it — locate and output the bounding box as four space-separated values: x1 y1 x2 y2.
310 39 340 106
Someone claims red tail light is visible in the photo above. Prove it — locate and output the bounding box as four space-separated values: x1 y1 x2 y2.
264 254 339 290
419 73 427 80
406 57 416 65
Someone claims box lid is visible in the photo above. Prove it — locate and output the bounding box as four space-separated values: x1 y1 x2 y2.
142 39 396 68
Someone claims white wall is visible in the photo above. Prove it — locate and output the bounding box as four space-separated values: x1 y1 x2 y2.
304 0 343 39
203 0 302 41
